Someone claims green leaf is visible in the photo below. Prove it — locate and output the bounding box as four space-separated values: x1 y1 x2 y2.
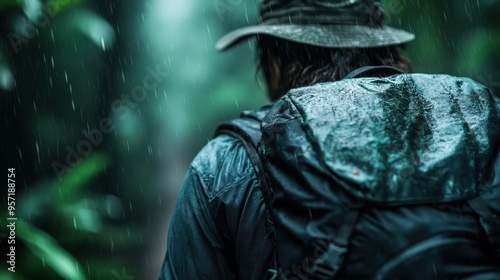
0 271 21 280
17 219 87 280
50 0 85 11
55 152 111 201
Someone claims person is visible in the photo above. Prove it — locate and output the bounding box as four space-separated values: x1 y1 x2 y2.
159 0 500 279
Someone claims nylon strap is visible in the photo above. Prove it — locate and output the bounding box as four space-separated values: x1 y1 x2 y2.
467 196 500 265
344 65 404 79
217 118 275 238
309 209 362 280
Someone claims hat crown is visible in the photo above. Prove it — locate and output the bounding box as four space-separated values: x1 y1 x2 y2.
259 0 380 25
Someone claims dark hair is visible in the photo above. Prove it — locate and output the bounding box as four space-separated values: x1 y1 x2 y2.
257 36 413 100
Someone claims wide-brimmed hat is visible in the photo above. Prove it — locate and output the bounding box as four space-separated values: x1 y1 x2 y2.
216 0 415 51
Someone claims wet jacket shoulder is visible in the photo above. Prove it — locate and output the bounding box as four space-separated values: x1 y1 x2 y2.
159 134 273 280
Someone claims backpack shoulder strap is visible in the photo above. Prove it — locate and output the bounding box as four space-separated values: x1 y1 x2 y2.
215 107 275 238
309 208 362 280
467 144 500 265
344 65 404 79
467 196 500 265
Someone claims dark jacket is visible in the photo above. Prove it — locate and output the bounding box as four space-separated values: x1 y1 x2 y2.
159 133 273 279
159 74 500 280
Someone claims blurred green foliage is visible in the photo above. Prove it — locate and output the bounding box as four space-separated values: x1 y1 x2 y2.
0 0 21 9
0 0 499 279
18 219 86 280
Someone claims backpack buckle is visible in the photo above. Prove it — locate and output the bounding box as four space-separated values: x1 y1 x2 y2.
309 242 348 280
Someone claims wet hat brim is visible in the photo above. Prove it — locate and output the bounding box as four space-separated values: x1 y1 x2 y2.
216 24 415 51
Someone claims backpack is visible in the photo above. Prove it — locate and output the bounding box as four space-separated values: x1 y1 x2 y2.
216 67 500 279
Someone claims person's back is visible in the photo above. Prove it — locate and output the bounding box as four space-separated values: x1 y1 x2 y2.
159 1 500 279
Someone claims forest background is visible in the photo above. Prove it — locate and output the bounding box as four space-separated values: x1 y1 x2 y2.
0 0 499 279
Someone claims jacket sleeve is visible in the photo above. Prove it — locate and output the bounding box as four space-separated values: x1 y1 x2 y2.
158 166 236 280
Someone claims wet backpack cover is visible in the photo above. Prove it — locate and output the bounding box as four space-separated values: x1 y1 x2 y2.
217 72 500 279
